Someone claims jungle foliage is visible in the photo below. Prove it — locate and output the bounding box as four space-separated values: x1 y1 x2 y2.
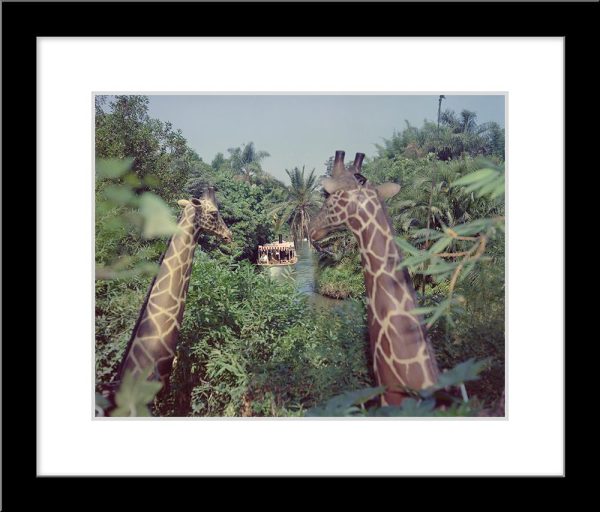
159 256 370 417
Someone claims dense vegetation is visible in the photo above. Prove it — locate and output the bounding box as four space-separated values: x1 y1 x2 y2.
95 95 505 417
159 257 370 416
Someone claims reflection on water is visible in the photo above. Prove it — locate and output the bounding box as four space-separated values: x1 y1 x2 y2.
267 241 361 314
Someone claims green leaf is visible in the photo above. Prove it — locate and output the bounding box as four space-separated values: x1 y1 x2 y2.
425 299 451 327
123 173 142 187
399 253 432 268
452 168 497 187
103 184 135 206
367 398 436 417
139 192 179 238
396 398 436 416
490 181 505 199
428 236 452 254
458 262 476 283
477 178 501 197
96 158 134 178
305 386 385 416
451 219 490 236
110 368 163 417
420 261 459 275
410 228 444 243
410 306 438 316
134 261 160 276
430 358 490 391
461 174 496 193
395 236 422 256
143 175 161 187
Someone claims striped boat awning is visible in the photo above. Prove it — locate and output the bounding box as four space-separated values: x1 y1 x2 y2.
259 242 295 250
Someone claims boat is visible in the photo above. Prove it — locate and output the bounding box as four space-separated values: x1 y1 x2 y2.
257 235 298 266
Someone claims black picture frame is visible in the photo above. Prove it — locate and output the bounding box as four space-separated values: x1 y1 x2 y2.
2 0 583 503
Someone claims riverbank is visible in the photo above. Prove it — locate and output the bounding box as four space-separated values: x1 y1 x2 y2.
268 241 358 306
315 257 365 300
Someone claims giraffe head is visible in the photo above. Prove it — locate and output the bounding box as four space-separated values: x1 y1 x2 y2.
177 187 232 242
308 150 401 242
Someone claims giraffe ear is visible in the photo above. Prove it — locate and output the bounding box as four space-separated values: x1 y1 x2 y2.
177 199 191 208
321 178 342 194
376 183 401 200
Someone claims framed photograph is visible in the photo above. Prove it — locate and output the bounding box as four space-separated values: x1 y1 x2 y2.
3 0 579 492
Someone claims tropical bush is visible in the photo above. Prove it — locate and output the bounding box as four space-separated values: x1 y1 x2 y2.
307 358 492 417
269 166 321 244
375 108 504 162
157 256 371 417
315 255 365 299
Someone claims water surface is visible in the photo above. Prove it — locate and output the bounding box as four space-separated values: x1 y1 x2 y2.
268 241 362 314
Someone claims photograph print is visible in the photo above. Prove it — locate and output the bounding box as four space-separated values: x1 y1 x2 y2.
94 93 506 418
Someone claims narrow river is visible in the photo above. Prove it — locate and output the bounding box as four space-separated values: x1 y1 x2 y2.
267 240 362 313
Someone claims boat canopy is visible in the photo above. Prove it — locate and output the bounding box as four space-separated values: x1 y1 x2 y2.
259 241 295 251
257 240 297 266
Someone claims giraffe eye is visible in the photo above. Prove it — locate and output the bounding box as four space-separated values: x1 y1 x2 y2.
322 190 330 199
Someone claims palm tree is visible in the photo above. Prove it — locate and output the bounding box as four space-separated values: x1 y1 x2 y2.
437 95 446 130
458 109 478 133
269 166 320 243
389 157 503 238
227 142 270 182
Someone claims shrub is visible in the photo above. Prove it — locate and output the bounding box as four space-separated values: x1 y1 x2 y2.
315 256 365 299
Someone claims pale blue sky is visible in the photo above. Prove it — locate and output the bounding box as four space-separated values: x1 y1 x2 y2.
146 94 505 184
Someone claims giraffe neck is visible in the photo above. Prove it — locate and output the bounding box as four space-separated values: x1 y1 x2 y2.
119 207 199 386
348 192 439 405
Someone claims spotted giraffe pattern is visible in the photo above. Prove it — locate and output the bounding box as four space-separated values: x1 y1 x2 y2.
309 151 439 406
118 195 232 387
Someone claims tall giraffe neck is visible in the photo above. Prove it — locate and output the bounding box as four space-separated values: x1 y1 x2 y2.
348 190 439 405
118 206 200 386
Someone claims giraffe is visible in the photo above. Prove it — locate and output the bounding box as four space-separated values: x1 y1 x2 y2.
114 187 232 392
308 150 440 406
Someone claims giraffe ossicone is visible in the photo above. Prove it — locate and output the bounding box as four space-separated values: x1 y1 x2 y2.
115 187 232 396
308 150 440 406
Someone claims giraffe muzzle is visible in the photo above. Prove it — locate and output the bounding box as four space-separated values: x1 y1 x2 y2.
309 227 328 242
